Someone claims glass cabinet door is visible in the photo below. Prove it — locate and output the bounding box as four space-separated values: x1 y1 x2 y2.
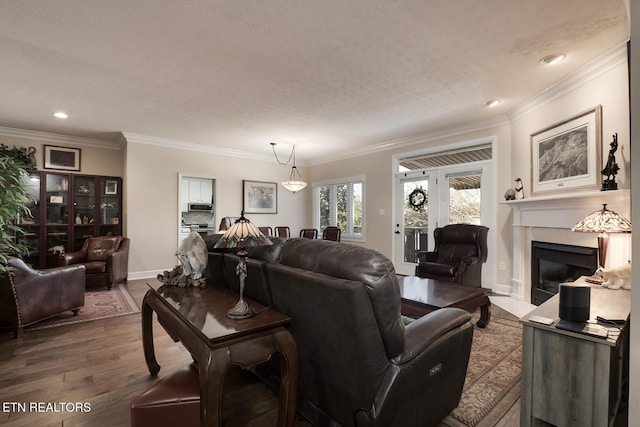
99 177 121 236
45 173 70 266
72 175 96 250
16 172 42 268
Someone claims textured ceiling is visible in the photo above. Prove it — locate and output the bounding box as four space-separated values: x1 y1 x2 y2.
0 0 629 162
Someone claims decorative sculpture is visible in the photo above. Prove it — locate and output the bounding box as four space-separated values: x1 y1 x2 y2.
504 178 524 200
158 232 208 287
601 133 620 191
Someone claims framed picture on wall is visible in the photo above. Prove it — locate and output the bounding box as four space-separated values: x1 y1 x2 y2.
531 105 602 195
243 180 277 214
43 145 81 171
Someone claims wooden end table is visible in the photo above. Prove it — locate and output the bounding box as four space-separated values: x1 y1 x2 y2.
397 275 491 328
142 281 298 427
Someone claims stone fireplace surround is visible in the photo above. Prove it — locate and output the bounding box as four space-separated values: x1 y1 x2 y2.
503 189 630 303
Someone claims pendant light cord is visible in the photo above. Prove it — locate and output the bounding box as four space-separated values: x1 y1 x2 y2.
271 143 296 166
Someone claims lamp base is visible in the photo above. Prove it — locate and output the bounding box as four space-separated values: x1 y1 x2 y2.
227 299 255 319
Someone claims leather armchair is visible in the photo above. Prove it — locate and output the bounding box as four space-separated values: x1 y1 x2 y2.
415 223 489 287
60 236 129 289
0 257 85 338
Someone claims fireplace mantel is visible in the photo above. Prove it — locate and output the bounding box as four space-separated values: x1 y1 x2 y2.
501 189 630 301
501 189 630 229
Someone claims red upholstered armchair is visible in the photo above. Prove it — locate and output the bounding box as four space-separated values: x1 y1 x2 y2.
415 224 489 287
0 257 85 338
60 236 129 289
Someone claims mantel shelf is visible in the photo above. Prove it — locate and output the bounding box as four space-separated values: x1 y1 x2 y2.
500 189 630 211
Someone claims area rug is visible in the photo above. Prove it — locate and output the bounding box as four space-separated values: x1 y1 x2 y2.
442 311 522 427
26 283 140 331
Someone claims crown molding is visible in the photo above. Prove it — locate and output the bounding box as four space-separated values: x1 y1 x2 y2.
308 115 510 166
508 42 628 122
121 132 276 163
0 125 119 150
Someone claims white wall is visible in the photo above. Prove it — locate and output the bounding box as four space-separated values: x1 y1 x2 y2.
123 138 309 278
628 0 638 420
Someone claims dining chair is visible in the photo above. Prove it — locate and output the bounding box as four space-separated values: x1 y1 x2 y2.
322 226 341 242
299 228 318 239
258 226 273 237
275 226 291 238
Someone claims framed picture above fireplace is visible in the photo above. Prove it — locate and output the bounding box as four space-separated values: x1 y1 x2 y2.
531 105 602 195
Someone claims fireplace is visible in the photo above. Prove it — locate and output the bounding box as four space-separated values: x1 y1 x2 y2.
531 241 598 305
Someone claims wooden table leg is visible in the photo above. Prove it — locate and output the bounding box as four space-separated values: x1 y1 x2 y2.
274 330 299 427
476 297 491 328
200 348 230 427
142 293 161 375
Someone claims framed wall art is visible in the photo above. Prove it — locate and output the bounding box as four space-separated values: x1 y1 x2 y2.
104 179 118 195
43 145 81 171
243 180 277 214
531 105 602 195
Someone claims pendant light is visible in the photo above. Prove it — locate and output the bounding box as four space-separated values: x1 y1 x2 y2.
270 143 307 193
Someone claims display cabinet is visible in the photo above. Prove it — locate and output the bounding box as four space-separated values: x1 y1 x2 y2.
14 172 122 267
15 171 43 268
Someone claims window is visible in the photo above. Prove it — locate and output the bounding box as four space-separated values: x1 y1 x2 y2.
315 179 364 240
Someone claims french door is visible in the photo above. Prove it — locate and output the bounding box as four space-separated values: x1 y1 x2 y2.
394 164 487 276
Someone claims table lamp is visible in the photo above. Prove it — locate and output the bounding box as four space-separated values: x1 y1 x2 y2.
214 211 272 319
571 204 632 268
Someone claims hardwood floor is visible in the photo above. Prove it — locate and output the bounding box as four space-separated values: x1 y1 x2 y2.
1 280 626 427
0 279 311 427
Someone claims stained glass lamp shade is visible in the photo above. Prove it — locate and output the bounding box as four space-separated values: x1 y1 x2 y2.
572 204 632 268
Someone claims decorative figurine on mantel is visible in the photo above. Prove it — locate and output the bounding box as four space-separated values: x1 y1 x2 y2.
504 178 524 200
601 133 620 191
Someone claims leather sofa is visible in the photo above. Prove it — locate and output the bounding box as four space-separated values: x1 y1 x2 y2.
60 236 129 289
216 238 474 426
132 238 473 427
0 257 85 338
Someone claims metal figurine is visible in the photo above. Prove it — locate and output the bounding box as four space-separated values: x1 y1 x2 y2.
601 133 620 191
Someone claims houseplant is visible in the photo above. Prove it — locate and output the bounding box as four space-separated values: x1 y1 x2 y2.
0 144 36 274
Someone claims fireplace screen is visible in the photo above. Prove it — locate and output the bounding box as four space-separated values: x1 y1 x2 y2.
531 241 598 305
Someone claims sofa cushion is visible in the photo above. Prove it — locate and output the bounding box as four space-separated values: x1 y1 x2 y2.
278 238 405 359
84 261 107 275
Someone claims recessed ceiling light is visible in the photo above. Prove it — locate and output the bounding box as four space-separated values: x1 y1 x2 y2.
539 54 566 65
483 100 501 108
53 112 68 119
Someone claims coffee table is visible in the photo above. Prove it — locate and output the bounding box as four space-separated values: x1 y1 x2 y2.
398 275 491 328
141 281 298 427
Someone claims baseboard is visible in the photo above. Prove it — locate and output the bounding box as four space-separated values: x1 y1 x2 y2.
128 270 164 280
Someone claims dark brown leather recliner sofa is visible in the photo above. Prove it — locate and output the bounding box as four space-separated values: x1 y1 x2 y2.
0 257 85 338
132 238 474 427
224 238 473 426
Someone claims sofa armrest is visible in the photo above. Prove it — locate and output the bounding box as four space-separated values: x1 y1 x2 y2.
360 307 473 426
454 256 482 277
416 251 438 263
394 307 472 364
60 249 87 266
12 263 86 324
107 248 129 283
